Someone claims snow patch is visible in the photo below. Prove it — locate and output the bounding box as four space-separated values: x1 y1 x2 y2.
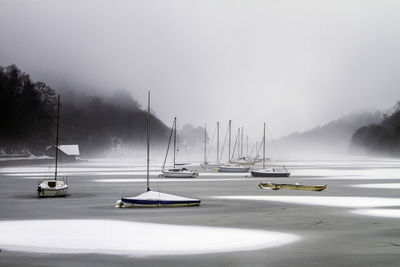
0 220 299 256
351 209 400 218
294 168 400 179
214 196 400 208
351 183 400 189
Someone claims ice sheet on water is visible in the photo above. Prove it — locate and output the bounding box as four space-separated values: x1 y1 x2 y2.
0 220 299 256
215 196 400 208
351 183 400 189
294 168 400 179
352 209 400 218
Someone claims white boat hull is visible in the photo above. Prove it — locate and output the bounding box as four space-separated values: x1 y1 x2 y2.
200 163 221 170
37 180 68 197
230 160 255 167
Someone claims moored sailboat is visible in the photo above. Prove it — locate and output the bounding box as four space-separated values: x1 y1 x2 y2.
115 92 200 208
218 121 250 173
37 95 69 197
200 122 224 170
229 127 255 166
251 123 290 177
161 117 199 178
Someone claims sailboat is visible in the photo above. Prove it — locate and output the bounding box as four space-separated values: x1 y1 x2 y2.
218 121 250 173
161 117 199 178
200 122 223 170
229 127 255 166
115 92 200 208
251 123 290 177
37 95 69 197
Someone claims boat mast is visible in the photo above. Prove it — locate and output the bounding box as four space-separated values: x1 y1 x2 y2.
54 94 60 181
228 120 231 163
255 141 258 159
204 124 207 164
241 127 244 159
216 121 219 164
263 122 266 170
162 119 174 171
246 135 248 158
173 117 177 168
146 91 150 191
237 128 240 161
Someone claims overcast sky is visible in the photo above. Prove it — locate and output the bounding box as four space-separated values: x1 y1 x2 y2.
1 0 399 140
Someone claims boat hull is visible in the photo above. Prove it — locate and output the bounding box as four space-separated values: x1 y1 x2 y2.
259 182 327 191
218 166 250 173
37 180 68 197
200 163 222 170
230 161 255 167
118 199 201 208
251 171 290 177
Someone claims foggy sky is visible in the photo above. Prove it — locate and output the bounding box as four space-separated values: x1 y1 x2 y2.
1 0 400 141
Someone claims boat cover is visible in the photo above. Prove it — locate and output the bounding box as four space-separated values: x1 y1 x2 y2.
118 190 201 207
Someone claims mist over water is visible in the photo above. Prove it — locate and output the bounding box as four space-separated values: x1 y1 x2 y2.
1 0 400 141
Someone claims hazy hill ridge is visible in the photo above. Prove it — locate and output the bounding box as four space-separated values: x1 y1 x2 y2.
275 111 383 154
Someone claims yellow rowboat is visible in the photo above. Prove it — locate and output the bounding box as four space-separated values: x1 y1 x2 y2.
258 182 327 191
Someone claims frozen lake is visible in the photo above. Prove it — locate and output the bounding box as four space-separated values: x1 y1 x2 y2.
0 156 400 266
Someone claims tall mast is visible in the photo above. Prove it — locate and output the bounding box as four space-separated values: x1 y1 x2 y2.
246 135 249 157
54 94 60 181
204 124 207 164
146 91 150 191
216 121 219 164
173 117 177 168
263 122 266 170
228 120 231 163
241 127 244 159
237 128 240 160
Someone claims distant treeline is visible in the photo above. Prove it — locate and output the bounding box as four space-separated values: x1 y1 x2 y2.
350 102 400 156
0 65 56 154
0 64 171 156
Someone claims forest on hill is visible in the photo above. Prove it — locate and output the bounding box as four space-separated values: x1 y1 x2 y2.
0 64 171 156
350 102 400 156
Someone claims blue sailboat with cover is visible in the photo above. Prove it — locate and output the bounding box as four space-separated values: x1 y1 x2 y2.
115 92 201 208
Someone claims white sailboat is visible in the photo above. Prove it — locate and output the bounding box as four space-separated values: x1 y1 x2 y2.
115 92 200 208
251 123 290 177
161 117 199 178
229 127 255 166
218 121 250 173
37 95 69 197
200 122 223 170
